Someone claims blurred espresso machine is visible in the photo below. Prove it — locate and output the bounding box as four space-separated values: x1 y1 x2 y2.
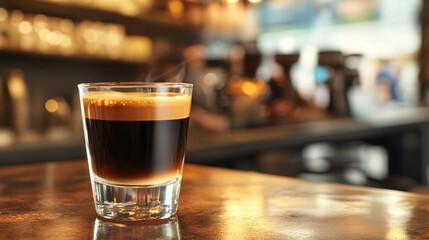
227 52 269 128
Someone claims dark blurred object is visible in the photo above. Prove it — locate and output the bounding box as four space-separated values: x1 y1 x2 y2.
243 52 262 77
318 51 351 117
206 59 231 73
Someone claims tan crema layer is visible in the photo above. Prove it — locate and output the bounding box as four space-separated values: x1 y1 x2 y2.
83 91 191 121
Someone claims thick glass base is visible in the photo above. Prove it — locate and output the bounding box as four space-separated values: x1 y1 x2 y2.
92 177 181 221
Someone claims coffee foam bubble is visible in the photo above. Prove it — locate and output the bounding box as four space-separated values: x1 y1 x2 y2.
83 91 191 121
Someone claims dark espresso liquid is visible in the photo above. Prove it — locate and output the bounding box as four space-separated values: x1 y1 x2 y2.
85 118 189 182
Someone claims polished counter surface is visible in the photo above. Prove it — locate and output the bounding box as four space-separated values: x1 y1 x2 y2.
1 160 429 239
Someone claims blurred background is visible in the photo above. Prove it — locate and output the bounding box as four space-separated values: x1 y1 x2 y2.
1 0 428 192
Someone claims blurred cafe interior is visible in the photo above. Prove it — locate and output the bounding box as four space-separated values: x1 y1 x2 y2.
0 0 428 192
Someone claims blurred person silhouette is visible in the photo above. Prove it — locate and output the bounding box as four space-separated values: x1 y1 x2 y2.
376 59 399 104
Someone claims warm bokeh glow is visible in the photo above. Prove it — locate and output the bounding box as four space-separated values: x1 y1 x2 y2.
45 99 59 113
8 75 26 99
168 0 184 18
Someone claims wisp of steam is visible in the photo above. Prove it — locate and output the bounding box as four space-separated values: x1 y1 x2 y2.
139 62 186 83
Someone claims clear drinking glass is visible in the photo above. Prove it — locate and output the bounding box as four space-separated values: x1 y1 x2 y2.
78 82 192 221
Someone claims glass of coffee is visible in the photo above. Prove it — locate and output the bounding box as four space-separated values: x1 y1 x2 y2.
78 82 192 221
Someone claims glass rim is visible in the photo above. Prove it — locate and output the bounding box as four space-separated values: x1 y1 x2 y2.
78 82 193 89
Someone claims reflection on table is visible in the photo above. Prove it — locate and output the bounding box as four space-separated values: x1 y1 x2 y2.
93 216 180 240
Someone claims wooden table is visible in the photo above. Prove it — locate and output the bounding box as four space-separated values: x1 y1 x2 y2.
2 160 429 239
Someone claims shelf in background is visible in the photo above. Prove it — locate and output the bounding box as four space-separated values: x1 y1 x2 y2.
0 47 147 66
0 0 197 38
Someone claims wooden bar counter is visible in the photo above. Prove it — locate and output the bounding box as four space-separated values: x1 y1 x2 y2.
2 160 429 239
